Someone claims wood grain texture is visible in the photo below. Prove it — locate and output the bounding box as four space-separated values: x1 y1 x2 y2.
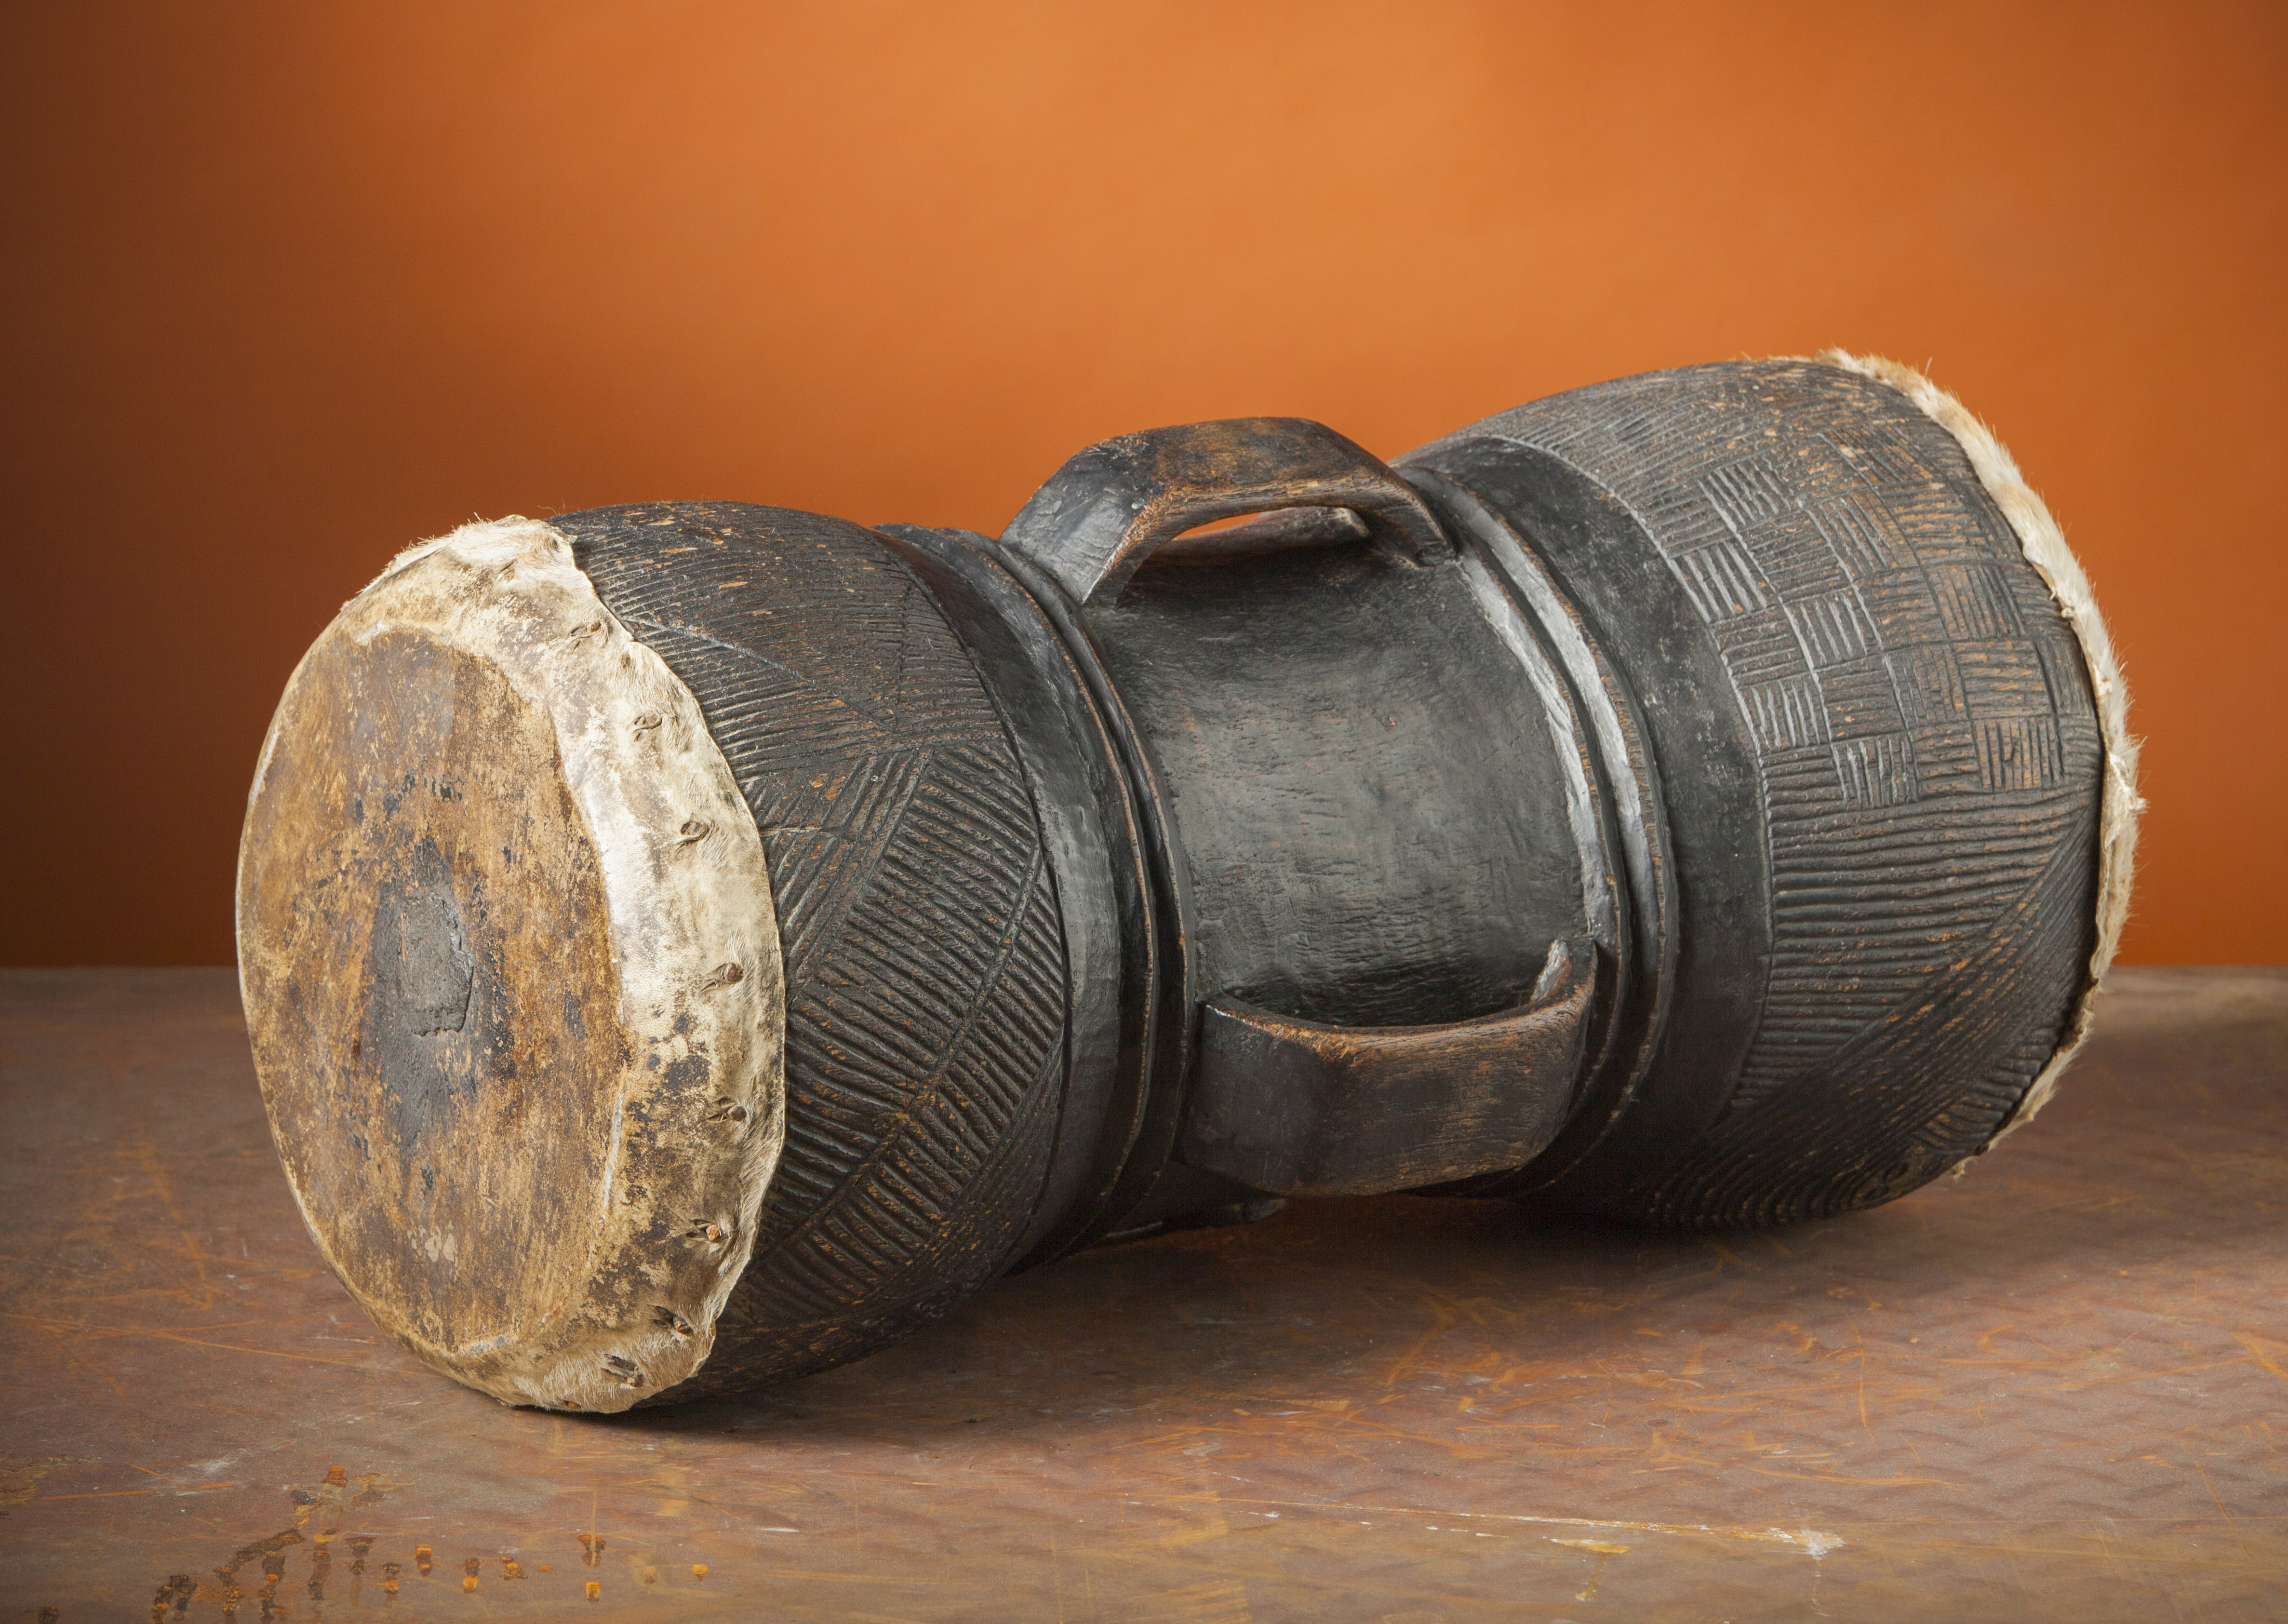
237 519 782 1411
561 503 1071 1394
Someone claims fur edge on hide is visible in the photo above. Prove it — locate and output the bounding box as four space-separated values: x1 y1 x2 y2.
1813 352 2141 1156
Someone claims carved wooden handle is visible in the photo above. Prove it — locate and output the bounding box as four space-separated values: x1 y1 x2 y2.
1000 416 1451 606
1177 939 1599 1196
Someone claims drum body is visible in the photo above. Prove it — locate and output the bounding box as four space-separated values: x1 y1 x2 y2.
237 357 2129 1409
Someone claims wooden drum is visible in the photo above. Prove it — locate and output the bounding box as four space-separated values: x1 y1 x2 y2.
237 354 2135 1410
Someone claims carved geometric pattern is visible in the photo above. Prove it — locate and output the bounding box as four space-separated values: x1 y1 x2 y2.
562 502 1068 1388
1457 362 2102 1222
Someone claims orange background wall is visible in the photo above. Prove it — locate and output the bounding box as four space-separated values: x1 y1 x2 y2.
3 2 2281 965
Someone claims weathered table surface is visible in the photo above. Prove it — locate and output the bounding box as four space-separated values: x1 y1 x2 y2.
1 968 2281 1622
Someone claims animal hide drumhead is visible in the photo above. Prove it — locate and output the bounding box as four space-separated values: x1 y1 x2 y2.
238 519 783 1412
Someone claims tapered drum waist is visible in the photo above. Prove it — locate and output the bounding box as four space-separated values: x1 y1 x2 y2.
237 356 2130 1410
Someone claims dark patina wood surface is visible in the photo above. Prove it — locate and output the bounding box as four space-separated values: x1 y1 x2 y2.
562 502 1075 1395
2 967 2280 1621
